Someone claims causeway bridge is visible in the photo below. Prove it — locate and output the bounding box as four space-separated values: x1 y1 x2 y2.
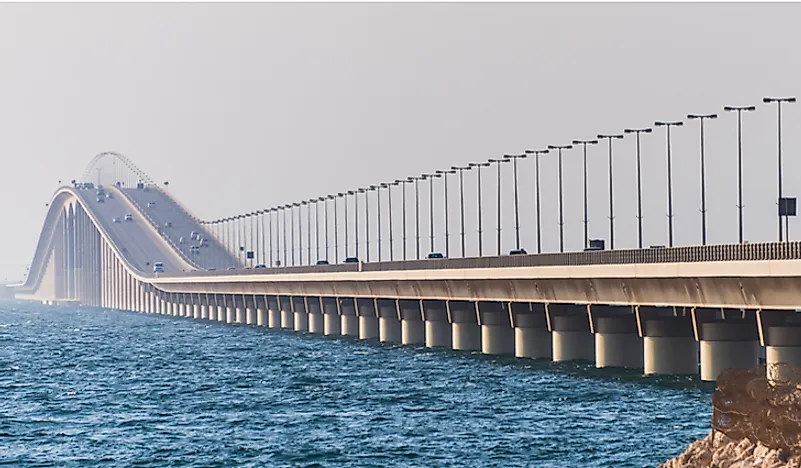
13 152 801 382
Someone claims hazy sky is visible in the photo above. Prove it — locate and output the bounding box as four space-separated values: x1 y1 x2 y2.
2 2 801 280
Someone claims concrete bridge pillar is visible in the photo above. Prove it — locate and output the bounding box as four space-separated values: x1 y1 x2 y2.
256 296 267 327
267 296 280 328
193 295 201 320
224 294 235 324
449 301 480 351
322 298 341 336
422 300 451 348
377 299 401 343
200 295 208 320
511 303 551 359
306 297 324 334
292 296 308 332
339 298 358 337
245 295 256 325
696 310 759 382
759 311 801 383
548 304 594 363
638 307 698 375
399 300 424 345
215 295 225 322
356 298 379 340
206 295 216 321
590 305 642 369
234 295 246 324
478 301 513 355
279 296 294 329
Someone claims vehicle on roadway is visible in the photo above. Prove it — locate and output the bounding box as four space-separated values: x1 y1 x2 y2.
105 192 113 199
344 257 359 264
199 238 208 247
147 202 156 208
316 260 330 265
190 246 200 254
227 266 237 270
254 264 266 269
124 214 133 222
190 231 198 240
153 262 165 273
509 249 527 255
96 196 105 203
164 221 172 228
112 216 121 223
427 252 444 259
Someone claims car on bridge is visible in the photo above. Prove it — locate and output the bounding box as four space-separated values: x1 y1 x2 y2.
190 231 199 240
254 264 266 269
316 260 329 265
96 196 104 203
124 214 133 222
164 221 172 228
112 216 121 223
199 239 208 247
190 246 200 255
153 262 165 273
427 252 444 259
509 249 527 255
344 257 359 264
147 202 156 208
105 192 113 199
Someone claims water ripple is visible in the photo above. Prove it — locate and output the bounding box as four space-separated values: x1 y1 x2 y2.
0 301 710 467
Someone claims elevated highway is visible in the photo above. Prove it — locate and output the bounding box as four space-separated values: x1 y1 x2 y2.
14 154 801 383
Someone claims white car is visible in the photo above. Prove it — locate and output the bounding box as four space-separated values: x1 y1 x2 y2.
124 214 133 222
112 217 121 223
153 262 165 273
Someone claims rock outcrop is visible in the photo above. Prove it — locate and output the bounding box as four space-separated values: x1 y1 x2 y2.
660 431 801 468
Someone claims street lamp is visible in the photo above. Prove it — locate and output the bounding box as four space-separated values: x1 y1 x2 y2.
302 201 310 265
597 134 624 249
381 182 396 261
547 145 573 253
423 173 442 255
763 96 796 241
371 185 381 262
451 165 472 257
356 189 364 260
345 191 354 259
436 169 457 257
623 128 652 249
525 149 549 253
687 113 717 245
503 154 526 252
408 176 424 259
723 105 756 244
571 139 598 249
469 162 491 256
488 158 510 256
654 121 683 247
397 179 412 260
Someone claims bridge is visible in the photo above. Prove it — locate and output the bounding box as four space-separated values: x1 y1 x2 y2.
13 151 801 383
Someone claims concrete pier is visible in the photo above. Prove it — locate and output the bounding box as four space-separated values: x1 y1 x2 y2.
323 298 341 336
291 297 308 332
235 307 245 324
422 300 451 348
511 303 551 359
307 297 324 334
216 305 225 323
639 309 698 375
450 301 480 351
549 304 594 362
590 306 642 369
340 298 358 337
226 306 235 324
400 300 424 345
357 298 379 340
377 299 401 343
279 296 294 329
478 301 513 355
698 318 759 382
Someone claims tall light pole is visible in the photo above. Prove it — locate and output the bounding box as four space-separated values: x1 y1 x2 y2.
423 173 441 254
303 201 311 265
335 193 343 261
324 195 332 261
469 162 491 256
269 209 275 267
361 187 370 262
623 128 652 249
504 154 526 252
452 165 471 257
355 189 363 260
654 121 683 247
571 139 598 249
282 206 288 266
409 176 423 259
382 182 396 261
490 158 510 256
723 105 756 244
547 145 573 253
597 134 623 249
343 192 351 259
290 203 297 266
397 179 411 260
763 96 796 241
372 185 381 262
687 113 717 245
525 149 549 253
436 169 456 257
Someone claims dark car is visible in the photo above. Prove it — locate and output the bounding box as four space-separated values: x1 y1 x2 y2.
315 260 330 265
254 264 267 269
509 249 528 255
344 257 360 264
426 252 444 259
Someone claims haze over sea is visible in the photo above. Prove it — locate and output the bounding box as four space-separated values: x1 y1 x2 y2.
1 301 710 467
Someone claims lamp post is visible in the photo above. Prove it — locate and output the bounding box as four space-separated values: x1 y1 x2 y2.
335 193 343 261
324 195 332 261
488 159 510 256
524 149 549 253
372 185 381 262
381 183 394 261
302 201 310 265
723 105 756 244
361 187 370 262
355 189 362 260
547 145 573 253
423 173 441 254
571 139 599 249
469 162 491 256
654 121 683 247
346 191 354 259
290 203 297 266
623 128 652 249
687 113 717 245
436 169 456 257
451 165 471 257
763 97 796 241
596 134 624 249
397 179 411 260
268 209 275 267
282 206 288 267
503 154 526 252
409 176 423 259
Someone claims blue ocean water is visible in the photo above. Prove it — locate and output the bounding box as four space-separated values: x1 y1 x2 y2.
0 301 711 467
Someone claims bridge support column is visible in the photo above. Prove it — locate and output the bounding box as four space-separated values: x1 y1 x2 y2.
512 303 551 359
160 298 167 316
193 300 201 320
323 298 341 336
340 298 358 337
244 295 256 325
225 295 235 323
256 296 267 327
357 299 378 340
279 296 294 329
293 297 308 332
478 301 513 355
267 296 280 328
638 308 698 375
377 299 401 343
423 300 451 348
698 315 759 382
758 311 801 383
590 306 642 369
200 295 208 320
400 300 424 345
449 301 480 351
216 303 225 322
548 304 594 363
307 298 324 334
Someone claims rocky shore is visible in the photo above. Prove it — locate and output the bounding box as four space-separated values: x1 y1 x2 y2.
660 431 800 467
